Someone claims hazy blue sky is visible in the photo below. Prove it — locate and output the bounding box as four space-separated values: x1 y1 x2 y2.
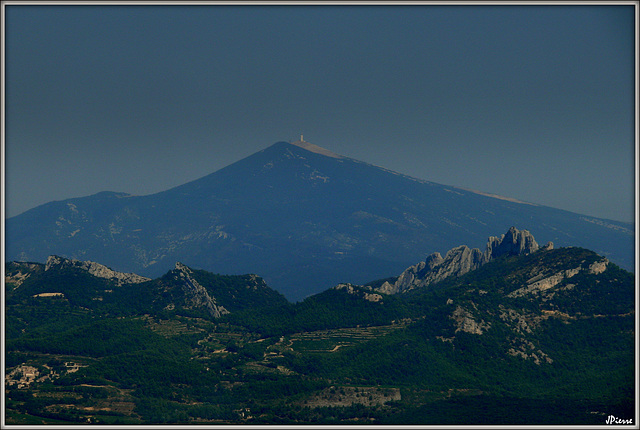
3 3 637 223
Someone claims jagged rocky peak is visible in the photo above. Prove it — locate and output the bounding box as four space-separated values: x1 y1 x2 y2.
485 226 542 260
375 227 552 295
174 261 193 275
425 252 445 269
44 255 150 285
5 261 43 288
171 262 229 319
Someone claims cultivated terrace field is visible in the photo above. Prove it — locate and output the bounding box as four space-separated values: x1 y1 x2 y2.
4 246 636 425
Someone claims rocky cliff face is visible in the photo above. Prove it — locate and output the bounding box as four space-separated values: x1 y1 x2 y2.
437 247 615 365
44 255 151 286
5 262 43 288
375 227 551 294
169 262 230 319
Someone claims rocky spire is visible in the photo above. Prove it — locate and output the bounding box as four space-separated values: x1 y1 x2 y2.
485 226 539 261
375 227 550 295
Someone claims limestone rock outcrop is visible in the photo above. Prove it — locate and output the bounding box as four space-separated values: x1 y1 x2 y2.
172 262 229 318
451 305 491 335
484 226 540 260
334 283 384 303
45 255 150 285
375 227 551 295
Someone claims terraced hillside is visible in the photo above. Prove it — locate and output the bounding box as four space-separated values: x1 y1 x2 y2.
4 239 635 425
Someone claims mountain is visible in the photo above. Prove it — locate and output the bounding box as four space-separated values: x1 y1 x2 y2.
372 226 552 294
5 139 634 301
5 256 288 321
4 230 635 425
43 254 151 285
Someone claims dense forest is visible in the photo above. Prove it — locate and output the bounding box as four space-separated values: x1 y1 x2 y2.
4 247 636 425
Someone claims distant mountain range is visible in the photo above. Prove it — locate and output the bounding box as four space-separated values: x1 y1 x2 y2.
5 139 634 301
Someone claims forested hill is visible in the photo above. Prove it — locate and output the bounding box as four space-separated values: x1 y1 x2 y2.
5 257 288 319
4 242 635 425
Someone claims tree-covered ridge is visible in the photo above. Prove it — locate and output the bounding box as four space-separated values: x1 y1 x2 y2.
225 284 416 336
184 266 289 311
5 258 288 319
4 246 635 424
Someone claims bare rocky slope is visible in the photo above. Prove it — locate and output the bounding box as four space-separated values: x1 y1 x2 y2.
44 255 151 285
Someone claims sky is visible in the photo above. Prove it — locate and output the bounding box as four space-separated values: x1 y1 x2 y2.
3 2 637 223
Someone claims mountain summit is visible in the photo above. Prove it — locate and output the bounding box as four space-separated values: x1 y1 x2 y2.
290 137 343 159
6 140 634 301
